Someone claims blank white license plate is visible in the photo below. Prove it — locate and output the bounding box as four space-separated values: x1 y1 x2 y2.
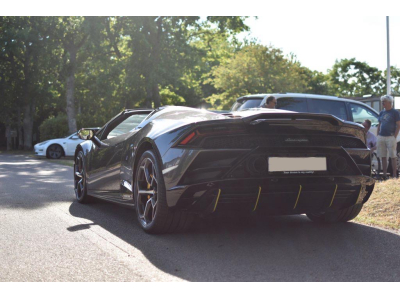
268 157 327 172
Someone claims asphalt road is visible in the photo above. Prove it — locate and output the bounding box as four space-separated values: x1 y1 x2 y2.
1 153 400 282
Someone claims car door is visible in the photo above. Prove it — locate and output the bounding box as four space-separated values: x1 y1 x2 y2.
87 113 149 193
65 133 82 156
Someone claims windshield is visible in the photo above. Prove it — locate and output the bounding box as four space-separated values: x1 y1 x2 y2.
231 99 263 111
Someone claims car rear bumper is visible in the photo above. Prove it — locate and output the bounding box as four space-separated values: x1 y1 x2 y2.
166 175 375 215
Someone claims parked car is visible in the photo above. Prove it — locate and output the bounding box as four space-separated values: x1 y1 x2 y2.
34 128 100 159
231 93 399 175
74 106 375 234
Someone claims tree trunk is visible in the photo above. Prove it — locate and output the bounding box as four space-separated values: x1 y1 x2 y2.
66 48 77 134
17 106 24 149
152 83 161 107
145 83 153 108
22 101 34 151
145 78 161 108
5 125 12 151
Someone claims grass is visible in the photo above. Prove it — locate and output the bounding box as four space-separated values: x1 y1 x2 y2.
355 178 400 231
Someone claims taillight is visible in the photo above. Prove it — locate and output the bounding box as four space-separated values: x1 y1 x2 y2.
178 125 245 146
179 131 197 145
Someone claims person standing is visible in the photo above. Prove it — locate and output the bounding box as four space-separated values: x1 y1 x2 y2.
264 96 277 109
377 95 400 178
362 119 377 152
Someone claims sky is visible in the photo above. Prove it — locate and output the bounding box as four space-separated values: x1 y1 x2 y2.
239 16 400 74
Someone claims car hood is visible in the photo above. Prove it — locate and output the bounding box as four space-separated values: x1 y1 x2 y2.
35 138 66 147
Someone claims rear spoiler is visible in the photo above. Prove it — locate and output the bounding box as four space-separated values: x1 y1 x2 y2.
241 112 345 127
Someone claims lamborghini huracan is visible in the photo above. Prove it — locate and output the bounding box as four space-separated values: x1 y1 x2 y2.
74 106 375 233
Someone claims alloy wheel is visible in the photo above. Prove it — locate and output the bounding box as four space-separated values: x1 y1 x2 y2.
48 144 62 159
74 154 85 200
136 157 158 226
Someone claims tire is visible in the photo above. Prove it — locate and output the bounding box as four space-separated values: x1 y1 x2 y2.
74 151 90 203
134 150 193 234
47 144 63 159
306 203 363 223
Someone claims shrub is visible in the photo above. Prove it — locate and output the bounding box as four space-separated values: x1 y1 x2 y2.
76 113 106 130
39 114 69 142
39 113 107 142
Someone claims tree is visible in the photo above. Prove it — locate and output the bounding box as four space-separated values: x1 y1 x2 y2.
207 44 323 110
382 66 400 96
122 17 249 108
0 17 59 149
54 17 93 134
327 58 384 97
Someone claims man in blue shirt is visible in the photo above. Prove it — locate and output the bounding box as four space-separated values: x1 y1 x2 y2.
377 95 400 178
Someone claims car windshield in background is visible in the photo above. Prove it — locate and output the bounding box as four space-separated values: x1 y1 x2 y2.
231 98 262 111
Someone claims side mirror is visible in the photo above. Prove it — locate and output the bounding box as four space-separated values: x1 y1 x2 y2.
78 129 94 140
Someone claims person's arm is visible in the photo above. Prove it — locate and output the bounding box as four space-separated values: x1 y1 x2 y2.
377 123 381 136
370 140 377 152
395 120 400 139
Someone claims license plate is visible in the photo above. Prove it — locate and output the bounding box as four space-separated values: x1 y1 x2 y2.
268 157 327 172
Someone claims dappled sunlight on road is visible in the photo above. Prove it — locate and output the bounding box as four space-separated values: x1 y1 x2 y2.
0 160 41 165
17 169 61 176
0 154 75 210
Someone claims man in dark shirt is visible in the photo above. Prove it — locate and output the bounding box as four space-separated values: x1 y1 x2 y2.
377 95 400 178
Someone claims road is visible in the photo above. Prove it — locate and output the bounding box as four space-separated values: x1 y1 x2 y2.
1 153 400 282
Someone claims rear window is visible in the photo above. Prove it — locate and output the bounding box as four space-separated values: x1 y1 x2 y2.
276 97 308 112
309 99 348 120
231 98 263 111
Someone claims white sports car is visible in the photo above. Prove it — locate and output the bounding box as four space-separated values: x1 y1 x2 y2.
34 128 99 159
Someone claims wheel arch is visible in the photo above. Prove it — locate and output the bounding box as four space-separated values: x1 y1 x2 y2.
132 139 163 187
74 144 83 159
46 143 65 158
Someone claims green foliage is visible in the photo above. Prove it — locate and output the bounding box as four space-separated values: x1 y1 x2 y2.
207 44 325 110
383 66 400 96
160 87 186 106
327 58 384 97
39 114 69 141
76 113 108 129
4 16 400 149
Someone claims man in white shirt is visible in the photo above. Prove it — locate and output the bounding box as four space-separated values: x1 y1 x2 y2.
362 119 377 152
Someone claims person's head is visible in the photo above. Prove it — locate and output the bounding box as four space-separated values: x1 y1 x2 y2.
265 96 277 108
381 95 394 110
362 119 372 133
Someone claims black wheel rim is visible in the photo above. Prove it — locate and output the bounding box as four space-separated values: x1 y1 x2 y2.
74 155 85 200
48 145 62 159
136 157 158 226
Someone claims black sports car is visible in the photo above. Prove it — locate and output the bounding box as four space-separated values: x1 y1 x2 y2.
74 106 375 233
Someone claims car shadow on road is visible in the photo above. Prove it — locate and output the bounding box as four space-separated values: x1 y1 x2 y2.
68 200 400 282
